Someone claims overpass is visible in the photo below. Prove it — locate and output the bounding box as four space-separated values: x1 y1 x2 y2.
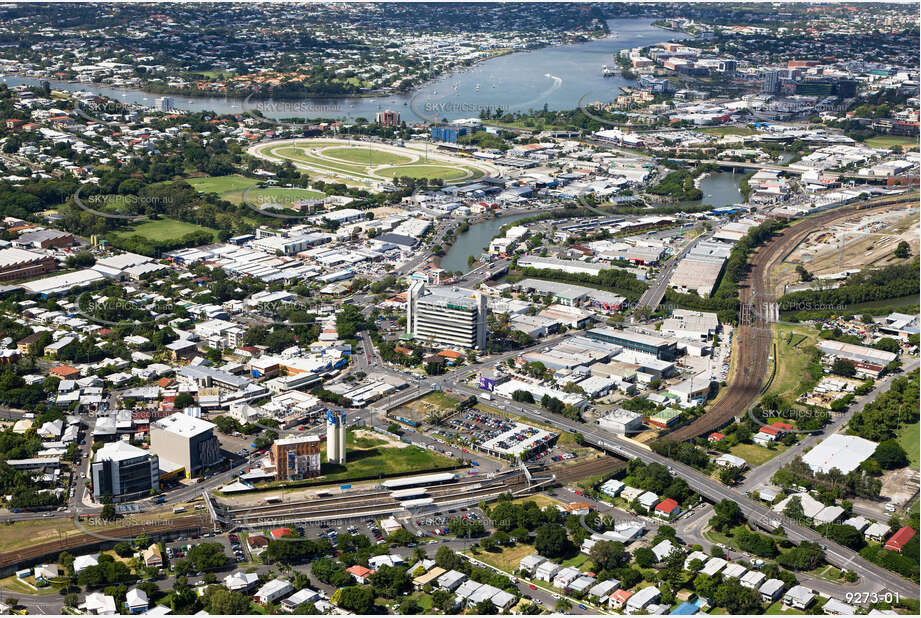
671 158 889 182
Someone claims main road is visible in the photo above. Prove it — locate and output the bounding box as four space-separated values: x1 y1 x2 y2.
443 378 918 598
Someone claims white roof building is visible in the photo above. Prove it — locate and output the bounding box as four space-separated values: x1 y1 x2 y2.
801 434 878 475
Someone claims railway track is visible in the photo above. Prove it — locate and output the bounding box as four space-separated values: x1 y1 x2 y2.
224 473 529 524
221 472 522 517
549 455 627 484
657 197 916 444
0 516 208 570
230 480 531 525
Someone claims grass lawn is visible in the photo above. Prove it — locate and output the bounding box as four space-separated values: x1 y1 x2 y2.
419 392 462 410
186 174 260 195
465 543 536 572
323 146 414 166
376 164 472 181
561 553 591 569
509 494 566 509
766 323 819 400
807 564 845 583
728 442 787 467
0 505 201 553
897 422 920 471
111 218 219 243
408 592 433 611
699 126 756 136
0 575 60 596
318 444 457 483
228 186 326 207
864 135 919 150
765 601 804 615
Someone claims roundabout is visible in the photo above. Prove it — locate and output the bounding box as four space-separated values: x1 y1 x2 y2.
248 137 499 186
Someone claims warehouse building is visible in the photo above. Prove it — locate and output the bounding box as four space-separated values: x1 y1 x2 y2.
816 341 897 366
587 327 677 361
0 247 56 282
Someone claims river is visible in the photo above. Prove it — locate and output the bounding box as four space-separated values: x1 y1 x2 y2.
441 169 745 273
680 171 746 210
1 18 682 122
439 214 532 273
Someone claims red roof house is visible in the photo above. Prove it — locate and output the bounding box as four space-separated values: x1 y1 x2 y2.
654 498 680 520
708 432 726 442
270 527 294 540
884 526 916 553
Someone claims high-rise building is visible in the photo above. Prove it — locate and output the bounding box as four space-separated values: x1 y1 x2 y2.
407 281 487 350
326 410 346 464
762 70 780 93
376 109 400 127
150 413 221 478
270 435 321 480
156 97 175 112
91 441 159 503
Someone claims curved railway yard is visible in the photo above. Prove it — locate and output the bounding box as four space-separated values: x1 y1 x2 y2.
657 195 918 445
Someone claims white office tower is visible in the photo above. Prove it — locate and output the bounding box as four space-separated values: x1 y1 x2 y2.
326 410 346 464
406 281 487 350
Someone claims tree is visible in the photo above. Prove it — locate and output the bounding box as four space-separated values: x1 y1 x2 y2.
894 241 910 259
825 524 865 550
534 524 572 559
474 599 499 615
435 545 463 571
783 496 805 522
831 358 857 377
114 542 133 558
336 586 375 614
173 392 196 409
778 542 825 571
432 589 453 611
710 499 745 533
873 439 909 470
368 565 411 598
208 589 252 615
874 337 900 353
633 546 657 568
590 540 627 571
398 597 423 614
718 466 744 486
100 503 116 521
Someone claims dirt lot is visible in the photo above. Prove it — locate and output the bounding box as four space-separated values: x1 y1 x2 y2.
880 466 921 508
777 209 919 293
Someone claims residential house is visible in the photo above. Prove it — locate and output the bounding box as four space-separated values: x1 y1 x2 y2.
255 578 294 605
783 586 815 610
125 588 149 614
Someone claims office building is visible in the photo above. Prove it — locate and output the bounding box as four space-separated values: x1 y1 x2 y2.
407 281 487 350
90 441 159 503
431 124 483 143
376 109 400 127
586 327 677 361
150 413 220 478
326 410 346 464
270 435 321 480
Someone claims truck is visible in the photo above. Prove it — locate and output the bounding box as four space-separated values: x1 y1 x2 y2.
173 506 186 514
480 392 492 401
